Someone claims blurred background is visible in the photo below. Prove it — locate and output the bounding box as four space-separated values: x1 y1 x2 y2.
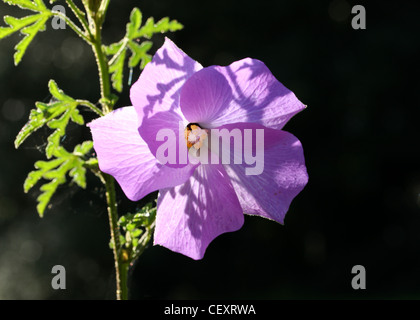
0 0 419 299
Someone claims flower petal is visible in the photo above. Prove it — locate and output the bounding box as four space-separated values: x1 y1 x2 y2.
137 110 190 168
180 67 233 126
154 163 244 260
208 58 306 129
88 107 197 201
216 122 308 224
130 37 202 119
130 38 202 167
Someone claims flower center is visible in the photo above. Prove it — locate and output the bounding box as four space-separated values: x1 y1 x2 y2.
184 123 208 150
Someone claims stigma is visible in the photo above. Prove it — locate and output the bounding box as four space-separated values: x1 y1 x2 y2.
184 123 208 150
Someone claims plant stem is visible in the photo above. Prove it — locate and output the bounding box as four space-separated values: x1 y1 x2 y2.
86 2 128 300
52 11 91 43
77 100 104 116
92 33 112 114
65 0 92 39
104 174 128 300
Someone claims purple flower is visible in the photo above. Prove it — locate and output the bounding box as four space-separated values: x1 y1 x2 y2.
88 38 308 260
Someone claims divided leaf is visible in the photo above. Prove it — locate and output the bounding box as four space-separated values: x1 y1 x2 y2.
23 142 94 217
16 80 97 217
104 7 183 92
0 0 52 65
114 202 157 262
15 80 83 156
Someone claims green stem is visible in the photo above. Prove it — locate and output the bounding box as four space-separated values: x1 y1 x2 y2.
77 100 104 116
52 11 91 43
86 3 127 300
104 174 128 300
98 0 111 21
92 34 112 113
65 0 92 39
132 221 155 261
108 37 129 66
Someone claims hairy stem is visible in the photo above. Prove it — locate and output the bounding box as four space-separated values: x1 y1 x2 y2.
92 32 112 113
87 3 128 300
52 11 91 43
65 0 92 39
104 174 128 300
77 100 104 116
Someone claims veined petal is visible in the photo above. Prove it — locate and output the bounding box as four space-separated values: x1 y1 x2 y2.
207 58 306 129
88 107 197 201
215 122 308 224
180 67 233 126
154 163 244 260
130 37 202 119
137 110 191 168
130 38 202 166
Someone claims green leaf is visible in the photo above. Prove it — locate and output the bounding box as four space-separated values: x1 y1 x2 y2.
23 158 65 192
36 173 66 216
69 162 87 188
126 8 142 39
14 13 49 65
48 78 72 101
104 7 183 92
135 17 183 39
24 140 93 217
117 202 157 262
15 80 85 151
0 14 40 38
109 47 126 93
1 0 52 65
16 80 96 217
127 41 152 68
74 141 93 155
3 0 46 12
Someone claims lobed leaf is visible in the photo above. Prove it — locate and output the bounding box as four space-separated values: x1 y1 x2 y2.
24 140 93 217
1 0 52 65
16 80 95 217
15 80 84 152
135 17 183 39
116 202 157 263
105 7 183 92
109 47 126 93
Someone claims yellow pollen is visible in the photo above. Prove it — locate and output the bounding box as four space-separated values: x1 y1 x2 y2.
184 124 208 150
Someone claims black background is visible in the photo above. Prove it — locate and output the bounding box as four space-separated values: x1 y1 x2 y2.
0 0 419 299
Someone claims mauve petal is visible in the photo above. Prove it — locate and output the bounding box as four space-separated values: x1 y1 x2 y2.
215 122 308 224
130 38 202 167
137 110 190 168
154 163 244 260
180 67 233 126
130 37 202 119
208 58 306 129
88 107 197 201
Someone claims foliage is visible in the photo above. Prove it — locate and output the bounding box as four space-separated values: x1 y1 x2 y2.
14 80 95 216
104 7 183 92
113 202 157 264
0 0 53 65
0 0 183 299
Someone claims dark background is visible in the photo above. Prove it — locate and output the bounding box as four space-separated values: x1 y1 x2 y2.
0 0 419 299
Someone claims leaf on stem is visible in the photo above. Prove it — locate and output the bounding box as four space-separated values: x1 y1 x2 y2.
15 79 97 217
104 7 183 92
0 0 53 65
113 202 157 263
24 141 94 217
15 80 84 154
